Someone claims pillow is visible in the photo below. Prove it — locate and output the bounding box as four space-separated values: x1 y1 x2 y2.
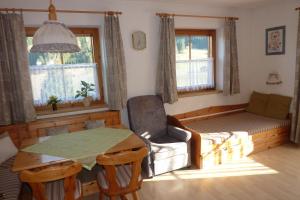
85 120 105 129
0 132 18 164
246 91 269 115
264 94 292 119
45 126 69 136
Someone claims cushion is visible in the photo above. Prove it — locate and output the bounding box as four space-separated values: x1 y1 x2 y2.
77 165 102 183
85 120 105 129
44 179 81 200
127 95 168 139
246 91 269 115
0 132 18 164
46 126 69 136
150 141 188 160
264 94 292 119
0 156 21 200
97 165 141 189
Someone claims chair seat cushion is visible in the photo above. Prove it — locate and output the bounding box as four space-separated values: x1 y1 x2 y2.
151 140 188 160
97 165 141 190
43 179 81 200
150 135 180 144
77 165 102 183
0 156 21 200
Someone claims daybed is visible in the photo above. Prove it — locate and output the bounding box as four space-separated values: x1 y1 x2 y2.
173 92 292 169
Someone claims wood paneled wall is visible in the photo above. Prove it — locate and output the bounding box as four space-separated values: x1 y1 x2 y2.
0 111 121 148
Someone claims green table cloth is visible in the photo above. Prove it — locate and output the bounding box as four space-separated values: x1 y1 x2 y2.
22 127 133 170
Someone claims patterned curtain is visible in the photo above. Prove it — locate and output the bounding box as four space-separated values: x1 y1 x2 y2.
291 12 300 144
0 14 36 125
156 16 178 104
104 14 127 110
223 18 240 96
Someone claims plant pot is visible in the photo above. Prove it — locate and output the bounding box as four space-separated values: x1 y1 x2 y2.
83 96 93 107
52 104 58 111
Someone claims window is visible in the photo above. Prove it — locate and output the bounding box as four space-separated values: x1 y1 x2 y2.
175 29 216 93
26 27 104 109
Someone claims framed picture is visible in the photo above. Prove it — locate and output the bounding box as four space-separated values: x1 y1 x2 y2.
266 26 286 55
132 31 146 50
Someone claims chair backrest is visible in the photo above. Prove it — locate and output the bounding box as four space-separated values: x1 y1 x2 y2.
96 147 148 195
127 95 167 139
20 162 82 200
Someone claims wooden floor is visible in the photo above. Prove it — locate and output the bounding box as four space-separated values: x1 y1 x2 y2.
85 144 300 200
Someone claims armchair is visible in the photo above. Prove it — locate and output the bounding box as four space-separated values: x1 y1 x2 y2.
127 95 191 177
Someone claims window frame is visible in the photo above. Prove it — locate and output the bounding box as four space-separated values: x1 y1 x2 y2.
25 27 105 112
175 29 217 95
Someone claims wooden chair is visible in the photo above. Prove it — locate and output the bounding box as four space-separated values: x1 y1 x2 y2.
96 147 148 200
19 162 82 200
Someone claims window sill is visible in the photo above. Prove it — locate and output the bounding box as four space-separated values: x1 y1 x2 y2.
36 104 109 119
178 89 223 98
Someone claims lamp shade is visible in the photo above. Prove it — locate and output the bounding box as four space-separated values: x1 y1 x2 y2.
266 72 282 85
30 20 80 53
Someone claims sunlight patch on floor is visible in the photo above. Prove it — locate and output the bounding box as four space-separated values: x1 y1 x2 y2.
144 157 278 182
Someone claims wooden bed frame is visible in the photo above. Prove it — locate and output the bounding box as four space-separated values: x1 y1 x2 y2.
170 103 291 169
0 110 121 196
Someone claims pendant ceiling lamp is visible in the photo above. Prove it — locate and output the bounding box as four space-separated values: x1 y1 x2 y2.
30 0 80 53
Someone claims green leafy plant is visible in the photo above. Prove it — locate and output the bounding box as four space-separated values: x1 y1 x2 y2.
75 81 95 98
47 95 61 111
47 95 61 105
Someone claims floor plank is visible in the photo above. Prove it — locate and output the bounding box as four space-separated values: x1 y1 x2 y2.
85 144 300 200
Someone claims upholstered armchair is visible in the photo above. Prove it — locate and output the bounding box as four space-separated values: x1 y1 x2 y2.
127 95 191 178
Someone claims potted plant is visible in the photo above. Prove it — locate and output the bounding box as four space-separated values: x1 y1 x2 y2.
75 81 95 107
47 95 61 111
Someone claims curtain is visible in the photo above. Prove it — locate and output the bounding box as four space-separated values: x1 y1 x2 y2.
30 63 99 105
177 58 214 92
156 16 178 104
223 19 240 96
291 12 300 144
0 14 36 125
104 14 127 110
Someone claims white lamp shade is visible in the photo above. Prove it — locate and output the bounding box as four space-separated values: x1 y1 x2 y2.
266 72 282 85
30 20 80 53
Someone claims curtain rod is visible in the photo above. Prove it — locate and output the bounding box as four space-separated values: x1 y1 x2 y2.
0 8 122 15
156 13 239 20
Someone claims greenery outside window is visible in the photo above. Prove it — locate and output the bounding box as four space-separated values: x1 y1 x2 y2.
175 29 216 94
26 27 104 112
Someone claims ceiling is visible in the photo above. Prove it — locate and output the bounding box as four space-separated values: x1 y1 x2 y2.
128 0 283 8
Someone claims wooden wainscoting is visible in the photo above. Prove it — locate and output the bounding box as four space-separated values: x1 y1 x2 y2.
0 111 121 149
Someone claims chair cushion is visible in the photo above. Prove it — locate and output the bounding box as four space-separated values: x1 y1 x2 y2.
85 120 105 129
46 126 69 136
246 91 269 116
0 132 18 164
77 165 102 183
127 95 168 139
44 179 81 200
150 137 188 160
264 94 292 119
0 156 21 200
97 165 142 190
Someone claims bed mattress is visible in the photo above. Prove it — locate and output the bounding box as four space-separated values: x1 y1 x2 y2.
186 112 290 145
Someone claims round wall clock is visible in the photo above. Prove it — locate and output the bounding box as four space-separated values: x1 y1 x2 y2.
132 31 146 50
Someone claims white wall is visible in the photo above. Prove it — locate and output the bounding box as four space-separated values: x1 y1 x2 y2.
245 0 299 97
0 0 258 124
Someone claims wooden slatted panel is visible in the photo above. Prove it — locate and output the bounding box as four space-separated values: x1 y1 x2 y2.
0 111 121 149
